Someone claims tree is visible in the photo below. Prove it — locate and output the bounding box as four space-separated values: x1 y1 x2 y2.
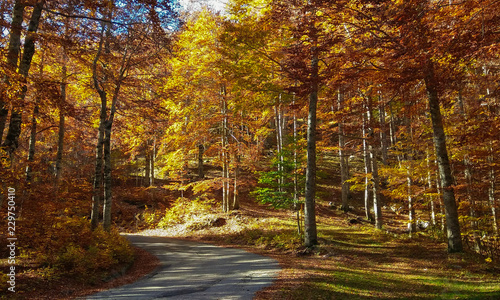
2 0 46 154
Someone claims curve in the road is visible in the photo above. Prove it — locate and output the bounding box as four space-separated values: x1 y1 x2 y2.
84 234 280 300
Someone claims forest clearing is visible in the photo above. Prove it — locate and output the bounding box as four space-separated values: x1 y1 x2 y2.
1 0 500 299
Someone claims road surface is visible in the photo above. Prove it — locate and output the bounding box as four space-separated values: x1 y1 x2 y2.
84 234 280 299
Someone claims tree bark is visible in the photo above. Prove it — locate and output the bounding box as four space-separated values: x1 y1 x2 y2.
91 25 107 230
55 55 67 183
103 121 113 232
362 107 373 221
379 96 389 165
25 55 44 182
338 89 350 212
145 151 151 186
424 63 463 253
488 146 498 234
2 0 45 154
304 52 318 247
0 1 24 145
25 104 38 182
198 144 204 179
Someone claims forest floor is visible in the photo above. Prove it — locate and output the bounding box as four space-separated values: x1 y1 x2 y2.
5 155 500 299
6 190 500 299
140 198 500 300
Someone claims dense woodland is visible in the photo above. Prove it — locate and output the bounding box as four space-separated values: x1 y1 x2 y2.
1 0 500 296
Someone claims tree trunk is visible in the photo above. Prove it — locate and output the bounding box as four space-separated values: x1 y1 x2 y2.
366 96 382 229
362 105 373 221
427 151 437 226
379 96 389 165
370 144 382 229
233 152 240 210
221 84 230 212
424 63 463 253
198 144 204 179
145 151 151 187
2 0 45 154
91 24 107 230
150 136 155 186
407 172 417 234
304 53 318 247
25 104 38 182
55 53 67 183
488 146 498 234
338 89 350 212
91 113 105 230
102 121 113 232
0 1 24 145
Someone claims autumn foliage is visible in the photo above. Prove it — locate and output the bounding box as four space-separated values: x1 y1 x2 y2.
0 0 499 293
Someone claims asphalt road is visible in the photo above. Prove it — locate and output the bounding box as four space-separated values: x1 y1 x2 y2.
84 234 280 300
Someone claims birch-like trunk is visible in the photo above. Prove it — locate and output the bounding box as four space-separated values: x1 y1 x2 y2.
25 103 38 182
150 136 155 187
221 85 230 212
425 63 463 253
338 90 350 211
233 151 240 210
366 96 382 228
362 104 373 221
488 146 498 234
379 96 389 165
426 151 437 226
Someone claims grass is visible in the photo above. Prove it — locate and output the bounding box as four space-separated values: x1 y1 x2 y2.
148 195 500 300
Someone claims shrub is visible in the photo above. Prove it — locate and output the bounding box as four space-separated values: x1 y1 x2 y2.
157 197 215 229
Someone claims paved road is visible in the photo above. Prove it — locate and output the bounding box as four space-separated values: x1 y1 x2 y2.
84 234 280 300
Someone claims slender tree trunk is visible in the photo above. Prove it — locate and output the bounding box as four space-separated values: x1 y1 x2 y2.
293 103 301 234
379 96 389 165
389 100 397 147
407 172 417 234
366 95 382 228
233 151 240 210
304 52 318 247
370 145 382 229
363 105 373 221
338 89 350 211
91 25 107 230
488 146 498 234
150 136 155 187
221 85 230 212
427 151 437 226
436 165 446 232
198 144 204 179
425 63 463 253
25 54 44 182
145 151 151 187
464 155 478 232
55 54 67 183
91 112 105 230
103 121 113 232
404 101 416 234
25 104 38 182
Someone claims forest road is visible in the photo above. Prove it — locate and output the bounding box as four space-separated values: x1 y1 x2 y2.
84 234 280 300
